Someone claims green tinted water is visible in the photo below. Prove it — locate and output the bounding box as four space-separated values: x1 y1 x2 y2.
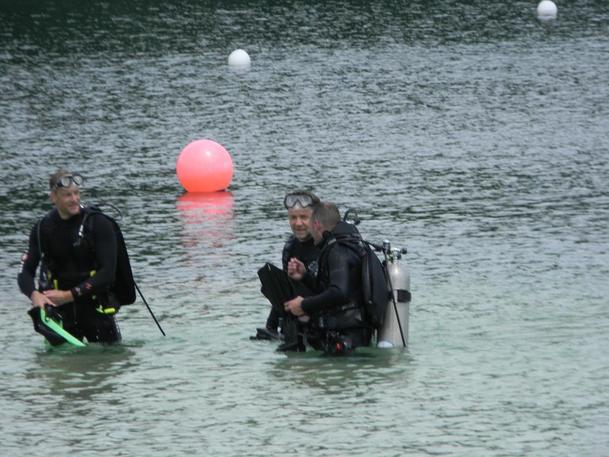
1 1 608 455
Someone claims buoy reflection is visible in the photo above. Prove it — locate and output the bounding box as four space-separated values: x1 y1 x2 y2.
176 191 235 250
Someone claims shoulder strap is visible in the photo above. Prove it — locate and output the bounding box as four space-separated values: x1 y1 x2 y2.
36 218 43 259
74 205 104 247
36 209 57 261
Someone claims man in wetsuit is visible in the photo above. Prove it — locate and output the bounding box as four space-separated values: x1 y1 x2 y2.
18 169 122 344
254 190 321 342
284 202 371 354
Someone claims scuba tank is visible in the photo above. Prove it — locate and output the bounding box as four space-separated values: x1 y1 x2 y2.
378 242 411 348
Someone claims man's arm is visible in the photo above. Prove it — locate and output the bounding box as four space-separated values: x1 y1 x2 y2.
300 249 351 315
18 223 55 308
18 224 40 299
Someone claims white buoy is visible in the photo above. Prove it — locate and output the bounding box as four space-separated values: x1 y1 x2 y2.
228 49 251 67
377 341 395 349
537 0 557 21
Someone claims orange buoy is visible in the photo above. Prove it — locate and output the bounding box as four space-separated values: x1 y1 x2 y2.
176 139 234 192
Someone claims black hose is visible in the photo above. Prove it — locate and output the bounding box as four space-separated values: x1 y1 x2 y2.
134 281 166 336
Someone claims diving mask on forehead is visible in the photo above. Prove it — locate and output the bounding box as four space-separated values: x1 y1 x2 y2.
53 173 84 189
284 192 317 209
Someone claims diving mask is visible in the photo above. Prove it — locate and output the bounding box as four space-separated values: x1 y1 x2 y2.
53 173 84 189
284 191 319 209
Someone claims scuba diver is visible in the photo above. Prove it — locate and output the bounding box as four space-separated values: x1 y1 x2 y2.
253 190 321 345
18 169 134 345
284 201 372 354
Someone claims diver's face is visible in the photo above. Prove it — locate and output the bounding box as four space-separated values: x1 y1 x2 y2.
287 206 313 241
51 186 81 219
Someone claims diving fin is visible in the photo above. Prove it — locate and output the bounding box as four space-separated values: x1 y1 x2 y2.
276 316 306 352
28 306 86 347
257 263 295 313
250 327 282 341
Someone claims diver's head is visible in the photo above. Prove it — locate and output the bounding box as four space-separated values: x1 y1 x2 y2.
284 190 320 242
49 169 84 219
310 202 340 244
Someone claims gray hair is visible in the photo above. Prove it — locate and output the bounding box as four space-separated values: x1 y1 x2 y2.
311 202 341 231
49 169 71 190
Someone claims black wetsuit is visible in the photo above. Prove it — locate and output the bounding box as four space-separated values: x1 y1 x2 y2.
18 208 121 344
265 235 319 331
300 221 371 352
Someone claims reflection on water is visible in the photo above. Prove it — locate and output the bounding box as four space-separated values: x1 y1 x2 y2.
7 343 139 455
175 191 235 284
26 344 136 405
272 348 412 394
176 191 235 249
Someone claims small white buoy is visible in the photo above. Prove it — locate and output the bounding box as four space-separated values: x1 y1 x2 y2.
377 340 394 349
228 49 251 67
537 0 557 21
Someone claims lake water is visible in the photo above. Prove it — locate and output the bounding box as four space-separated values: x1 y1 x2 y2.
1 1 608 456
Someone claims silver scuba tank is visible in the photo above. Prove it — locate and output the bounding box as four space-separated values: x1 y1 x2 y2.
378 244 411 348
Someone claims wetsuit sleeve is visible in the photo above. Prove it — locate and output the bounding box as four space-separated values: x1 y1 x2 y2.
17 223 41 298
301 247 351 315
70 215 117 300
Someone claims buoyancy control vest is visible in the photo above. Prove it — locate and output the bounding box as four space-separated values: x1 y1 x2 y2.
37 205 136 307
320 224 391 330
78 206 136 306
310 222 367 329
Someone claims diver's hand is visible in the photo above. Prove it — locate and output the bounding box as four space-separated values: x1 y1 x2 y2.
30 290 56 308
287 257 306 280
42 289 74 306
284 296 305 317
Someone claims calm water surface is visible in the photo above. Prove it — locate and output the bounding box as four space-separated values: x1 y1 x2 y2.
1 1 608 456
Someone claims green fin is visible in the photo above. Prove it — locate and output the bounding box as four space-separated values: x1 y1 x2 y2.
40 308 87 347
